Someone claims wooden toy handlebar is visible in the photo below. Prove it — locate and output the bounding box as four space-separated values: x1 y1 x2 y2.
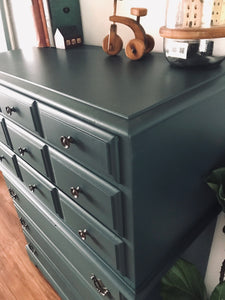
109 15 146 40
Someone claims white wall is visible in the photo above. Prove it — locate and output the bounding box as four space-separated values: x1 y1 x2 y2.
80 0 167 53
0 11 7 52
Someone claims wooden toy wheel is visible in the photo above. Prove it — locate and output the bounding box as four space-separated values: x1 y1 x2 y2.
102 34 123 56
144 34 155 53
125 39 145 60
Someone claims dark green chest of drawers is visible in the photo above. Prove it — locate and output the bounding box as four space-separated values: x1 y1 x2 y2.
0 46 223 299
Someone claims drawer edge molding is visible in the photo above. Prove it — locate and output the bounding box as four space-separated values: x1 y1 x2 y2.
41 145 55 183
0 116 13 148
30 101 44 137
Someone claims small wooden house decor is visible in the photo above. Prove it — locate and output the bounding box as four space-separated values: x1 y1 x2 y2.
54 26 83 49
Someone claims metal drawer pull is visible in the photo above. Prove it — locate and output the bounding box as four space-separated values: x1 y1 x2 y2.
70 186 80 198
0 155 4 161
90 274 110 297
29 184 37 192
5 106 16 116
20 217 29 230
78 229 87 240
8 188 18 200
60 136 73 149
18 147 27 156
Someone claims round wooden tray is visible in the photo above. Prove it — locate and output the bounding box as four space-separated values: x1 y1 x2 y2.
159 26 225 39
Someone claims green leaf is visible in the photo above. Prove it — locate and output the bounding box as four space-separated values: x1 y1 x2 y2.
206 167 225 212
160 259 208 300
210 282 225 300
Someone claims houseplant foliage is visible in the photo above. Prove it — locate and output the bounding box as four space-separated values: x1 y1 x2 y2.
206 167 225 212
160 259 225 300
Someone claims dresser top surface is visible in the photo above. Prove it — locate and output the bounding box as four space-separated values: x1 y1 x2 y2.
0 46 224 120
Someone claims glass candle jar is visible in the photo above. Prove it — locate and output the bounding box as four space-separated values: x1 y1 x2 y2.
159 0 225 67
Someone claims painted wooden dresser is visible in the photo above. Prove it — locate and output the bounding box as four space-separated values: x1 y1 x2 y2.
0 46 223 299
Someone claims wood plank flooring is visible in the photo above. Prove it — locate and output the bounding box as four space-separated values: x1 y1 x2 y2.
0 171 61 300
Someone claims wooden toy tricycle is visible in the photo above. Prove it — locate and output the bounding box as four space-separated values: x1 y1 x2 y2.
102 0 155 60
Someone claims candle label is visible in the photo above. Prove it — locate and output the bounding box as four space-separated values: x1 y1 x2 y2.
166 41 188 59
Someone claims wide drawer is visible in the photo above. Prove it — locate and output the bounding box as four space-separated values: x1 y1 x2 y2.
25 240 80 300
59 190 125 274
10 180 132 300
18 159 62 217
0 85 43 136
6 120 53 179
49 147 123 235
0 142 21 178
39 104 120 181
18 209 108 300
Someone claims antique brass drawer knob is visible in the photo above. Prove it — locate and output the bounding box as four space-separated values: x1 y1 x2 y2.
78 229 87 240
90 274 110 297
28 184 37 192
8 188 18 200
70 186 80 198
60 135 73 149
5 106 16 116
19 217 29 230
18 147 27 156
28 243 37 256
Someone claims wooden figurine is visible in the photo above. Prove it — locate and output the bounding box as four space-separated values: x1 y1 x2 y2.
102 0 155 60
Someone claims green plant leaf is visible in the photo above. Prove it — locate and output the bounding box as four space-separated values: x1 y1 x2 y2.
160 258 208 300
210 282 225 300
206 167 225 212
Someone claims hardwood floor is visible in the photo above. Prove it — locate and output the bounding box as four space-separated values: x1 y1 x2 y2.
0 171 61 300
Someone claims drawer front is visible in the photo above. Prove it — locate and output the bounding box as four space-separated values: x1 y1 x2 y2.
0 142 21 178
59 191 125 274
39 104 120 181
18 160 62 217
25 241 81 300
4 176 22 203
50 148 123 235
0 85 43 136
6 120 53 179
18 212 104 300
12 184 131 300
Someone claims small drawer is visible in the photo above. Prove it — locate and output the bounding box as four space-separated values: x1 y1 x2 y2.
39 104 120 181
13 193 131 300
59 191 125 274
18 159 62 217
0 85 43 136
49 147 123 235
0 142 21 178
6 120 54 180
4 175 21 202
